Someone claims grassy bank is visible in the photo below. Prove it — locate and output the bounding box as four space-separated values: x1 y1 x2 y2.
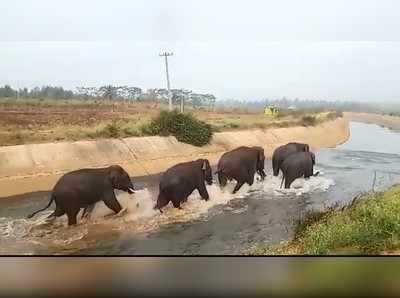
0 98 341 146
250 185 400 255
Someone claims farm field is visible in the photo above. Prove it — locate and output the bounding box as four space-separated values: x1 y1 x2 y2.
0 98 337 146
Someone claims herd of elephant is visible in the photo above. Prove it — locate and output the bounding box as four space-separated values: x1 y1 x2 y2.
27 142 319 226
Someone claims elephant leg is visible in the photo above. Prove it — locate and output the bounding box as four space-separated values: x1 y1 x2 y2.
233 180 245 194
258 169 267 180
218 172 228 188
246 171 255 186
172 199 182 209
155 192 170 212
81 204 96 220
54 205 65 217
67 209 79 226
272 159 279 176
46 205 65 221
197 183 210 201
273 167 278 176
285 176 294 189
304 166 313 179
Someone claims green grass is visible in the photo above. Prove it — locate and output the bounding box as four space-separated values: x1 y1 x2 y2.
249 185 400 255
85 118 150 139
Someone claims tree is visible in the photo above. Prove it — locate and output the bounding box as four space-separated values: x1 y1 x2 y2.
0 85 15 98
98 85 118 101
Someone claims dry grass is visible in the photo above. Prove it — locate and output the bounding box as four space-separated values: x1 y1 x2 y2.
0 98 339 146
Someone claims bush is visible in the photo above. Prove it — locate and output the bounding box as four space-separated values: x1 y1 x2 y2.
301 115 317 126
102 121 120 138
326 110 343 120
142 110 213 146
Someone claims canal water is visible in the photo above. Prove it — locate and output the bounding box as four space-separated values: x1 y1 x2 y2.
1 121 400 255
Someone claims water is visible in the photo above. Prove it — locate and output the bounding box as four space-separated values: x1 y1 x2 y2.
1 121 400 255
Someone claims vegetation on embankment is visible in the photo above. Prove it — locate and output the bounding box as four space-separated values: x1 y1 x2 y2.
250 185 400 255
141 110 213 146
0 98 343 146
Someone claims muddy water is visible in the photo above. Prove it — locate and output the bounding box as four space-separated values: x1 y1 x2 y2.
1 121 400 255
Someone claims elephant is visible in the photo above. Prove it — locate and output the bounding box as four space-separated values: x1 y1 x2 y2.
154 159 213 213
280 151 319 189
27 165 135 226
216 146 266 193
272 142 310 176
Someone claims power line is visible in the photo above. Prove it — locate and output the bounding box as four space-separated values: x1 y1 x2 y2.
159 52 173 111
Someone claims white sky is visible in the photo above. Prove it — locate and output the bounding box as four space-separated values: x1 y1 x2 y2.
1 0 400 101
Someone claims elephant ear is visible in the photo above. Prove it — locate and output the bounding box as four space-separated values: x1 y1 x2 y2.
108 167 119 186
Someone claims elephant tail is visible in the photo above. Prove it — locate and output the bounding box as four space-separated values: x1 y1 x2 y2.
313 171 320 177
27 194 55 219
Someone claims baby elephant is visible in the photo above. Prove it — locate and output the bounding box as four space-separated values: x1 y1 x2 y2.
154 159 213 212
280 151 319 189
27 165 135 225
272 142 309 176
217 146 266 193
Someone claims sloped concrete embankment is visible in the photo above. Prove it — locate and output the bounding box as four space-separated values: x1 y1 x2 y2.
0 118 349 197
344 112 400 131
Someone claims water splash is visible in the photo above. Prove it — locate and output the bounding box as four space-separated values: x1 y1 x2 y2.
262 170 335 197
0 171 334 253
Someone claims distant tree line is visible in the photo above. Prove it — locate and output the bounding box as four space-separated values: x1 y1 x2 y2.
1 84 397 114
0 85 216 108
0 85 75 99
216 97 388 114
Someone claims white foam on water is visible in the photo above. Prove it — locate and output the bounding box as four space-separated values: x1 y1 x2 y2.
262 170 335 197
81 177 267 234
90 189 157 221
0 171 335 252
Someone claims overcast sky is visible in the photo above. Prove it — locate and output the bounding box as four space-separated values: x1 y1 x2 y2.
1 0 400 101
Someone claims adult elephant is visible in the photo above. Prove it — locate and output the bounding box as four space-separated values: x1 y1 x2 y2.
216 146 266 194
280 151 319 189
27 165 135 225
154 159 213 212
272 142 310 176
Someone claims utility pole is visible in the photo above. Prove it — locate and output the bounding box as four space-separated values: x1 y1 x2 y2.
180 93 184 113
159 52 173 111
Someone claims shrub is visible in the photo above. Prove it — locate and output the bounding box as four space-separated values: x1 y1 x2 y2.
142 110 213 146
102 121 120 138
336 110 343 118
226 122 240 129
325 110 343 120
301 115 317 126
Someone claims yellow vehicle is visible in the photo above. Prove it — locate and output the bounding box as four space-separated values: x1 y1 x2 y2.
264 105 280 117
